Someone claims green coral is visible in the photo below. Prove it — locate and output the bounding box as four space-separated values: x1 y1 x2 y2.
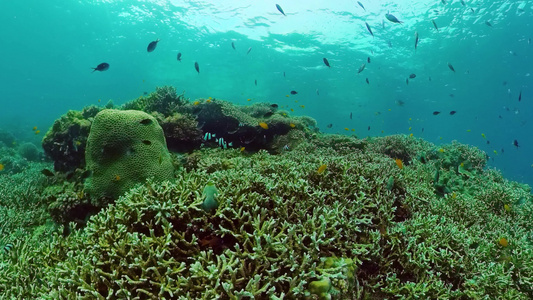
84 109 174 201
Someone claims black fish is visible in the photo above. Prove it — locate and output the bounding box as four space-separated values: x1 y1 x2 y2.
246 47 252 55
447 62 455 72
350 112 352 119
432 20 439 31
433 111 441 115
194 62 200 74
406 78 409 85
368 126 370 131
91 63 109 73
415 32 419 50
271 104 279 109
283 71 286 77
276 4 286 16
367 57 371 63
449 110 457 115
365 22 374 37
485 21 493 27
41 169 55 177
513 140 519 148
366 78 370 84
327 123 333 128
177 53 182 62
519 90 522 102
290 90 298 95
231 42 236 50
486 140 490 145
323 58 330 67
254 79 257 86
357 1 365 11
147 39 159 52
140 118 153 125
409 73 416 79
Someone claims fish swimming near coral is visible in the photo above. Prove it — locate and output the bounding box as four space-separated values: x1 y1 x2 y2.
395 158 403 169
317 164 327 174
276 4 286 16
147 39 159 52
41 169 55 177
259 122 269 129
202 182 219 212
91 62 109 73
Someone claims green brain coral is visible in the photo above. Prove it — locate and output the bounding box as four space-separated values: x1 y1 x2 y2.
84 109 174 200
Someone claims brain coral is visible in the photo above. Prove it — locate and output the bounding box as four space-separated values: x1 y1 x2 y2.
84 109 174 200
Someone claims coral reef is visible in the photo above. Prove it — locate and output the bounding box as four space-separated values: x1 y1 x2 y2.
18 142 41 161
1 133 532 299
84 109 175 201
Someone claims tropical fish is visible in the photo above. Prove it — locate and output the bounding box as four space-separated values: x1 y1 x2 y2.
432 20 439 31
385 12 403 24
409 74 416 79
414 32 419 50
499 237 508 247
367 57 371 63
485 21 493 27
323 57 330 67
276 4 286 16
447 62 455 72
513 139 519 148
504 204 511 212
91 62 109 73
518 90 522 102
365 22 374 37
35 130 40 135
358 63 366 74
449 111 457 115
194 62 200 74
395 158 403 169
366 78 369 84
290 90 298 95
0 164 4 171
177 53 182 62
432 111 441 115
231 41 236 50
317 164 327 174
357 1 365 11
202 182 219 212
32 126 37 131
259 122 269 129
147 39 159 52
246 47 252 55
289 123 296 128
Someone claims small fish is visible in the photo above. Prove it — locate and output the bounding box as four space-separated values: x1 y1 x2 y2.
147 39 159 52
485 21 493 27
504 204 511 212
316 89 319 95
41 169 55 177
4 243 13 253
323 57 330 67
357 1 365 11
368 126 370 131
366 78 370 84
358 63 366 74
365 22 374 37
231 41 236 50
276 4 286 16
432 20 439 32
518 90 522 102
91 62 109 73
317 164 327 174
290 90 298 95
449 111 457 115
259 122 269 129
499 237 508 247
246 47 252 55
433 111 441 115
409 73 416 79
32 126 37 131
406 78 409 85
177 52 182 62
447 62 455 72
114 175 121 181
385 12 403 24
327 124 333 128
289 123 296 128
395 158 403 169
254 79 257 86
283 71 286 77
0 163 5 171
35 130 40 135
481 133 486 138
513 139 519 148
194 62 200 74
367 57 371 63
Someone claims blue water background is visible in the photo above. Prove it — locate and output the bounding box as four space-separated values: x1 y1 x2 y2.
1 0 532 185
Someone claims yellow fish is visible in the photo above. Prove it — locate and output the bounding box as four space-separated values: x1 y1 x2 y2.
247 98 251 101
289 123 296 128
409 133 413 137
35 130 40 135
317 164 327 174
114 175 121 181
300 105 305 108
206 99 212 103
290 108 294 112
208 97 213 100
481 133 486 138
351 129 355 132
439 148 445 153
466 129 471 132
240 147 245 152
451 192 457 199
259 122 269 129
493 150 498 155
193 101 200 105
98 99 101 102
395 158 403 169
408 127 412 131
504 204 510 212
285 95 290 97
0 164 4 171
282 113 287 116
499 237 508 247
32 126 37 131
344 128 349 131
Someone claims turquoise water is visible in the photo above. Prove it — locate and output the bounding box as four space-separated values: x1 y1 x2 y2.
1 0 532 185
